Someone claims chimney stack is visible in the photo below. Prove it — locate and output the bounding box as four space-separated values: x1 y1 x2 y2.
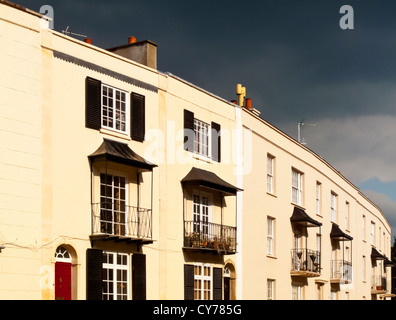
245 98 252 110
107 36 158 69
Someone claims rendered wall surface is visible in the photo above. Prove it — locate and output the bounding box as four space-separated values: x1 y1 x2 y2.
0 1 392 300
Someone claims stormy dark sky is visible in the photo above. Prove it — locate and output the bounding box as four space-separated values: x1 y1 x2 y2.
13 0 396 239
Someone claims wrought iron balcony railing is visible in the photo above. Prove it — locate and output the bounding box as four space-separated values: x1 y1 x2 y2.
331 260 352 283
91 202 152 240
291 248 321 275
184 220 236 254
371 275 387 292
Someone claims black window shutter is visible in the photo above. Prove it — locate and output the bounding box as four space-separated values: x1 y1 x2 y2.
85 77 102 130
132 254 146 300
131 93 145 142
213 267 223 300
86 248 103 300
184 109 194 152
184 264 194 300
211 122 221 162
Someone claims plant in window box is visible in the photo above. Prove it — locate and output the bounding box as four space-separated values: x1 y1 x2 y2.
213 236 222 254
224 237 234 251
184 234 193 247
206 239 214 249
191 232 201 248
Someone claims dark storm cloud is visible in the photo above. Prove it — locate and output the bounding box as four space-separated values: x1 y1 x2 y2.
12 0 396 235
16 1 396 121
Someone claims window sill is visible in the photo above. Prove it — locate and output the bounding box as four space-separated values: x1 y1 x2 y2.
267 192 277 198
291 202 306 211
267 254 277 260
192 153 214 164
100 128 131 141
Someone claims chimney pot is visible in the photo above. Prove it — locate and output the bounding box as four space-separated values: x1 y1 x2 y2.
245 98 252 110
128 36 137 44
84 38 92 44
231 100 237 104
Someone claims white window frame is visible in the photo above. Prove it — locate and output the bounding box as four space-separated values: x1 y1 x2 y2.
316 283 324 300
100 173 129 236
345 201 350 230
101 83 128 134
194 263 212 300
194 118 211 158
267 155 274 194
346 246 350 263
55 245 72 263
292 284 302 300
267 279 275 300
316 234 321 255
267 217 275 256
331 192 337 223
102 251 130 300
316 182 321 215
371 222 375 246
291 169 303 206
192 191 213 237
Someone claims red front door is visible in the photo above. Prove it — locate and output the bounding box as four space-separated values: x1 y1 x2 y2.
55 262 71 300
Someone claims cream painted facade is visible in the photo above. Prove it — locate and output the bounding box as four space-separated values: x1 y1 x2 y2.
240 108 393 300
0 1 393 300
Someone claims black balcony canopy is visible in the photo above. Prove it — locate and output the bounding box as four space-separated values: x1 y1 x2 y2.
181 167 242 196
330 223 353 241
371 247 386 260
88 138 156 172
290 206 322 228
384 256 396 267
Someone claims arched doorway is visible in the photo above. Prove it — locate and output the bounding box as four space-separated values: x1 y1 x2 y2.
54 245 72 300
224 261 236 300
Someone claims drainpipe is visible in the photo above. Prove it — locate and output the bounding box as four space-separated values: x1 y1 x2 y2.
235 103 243 299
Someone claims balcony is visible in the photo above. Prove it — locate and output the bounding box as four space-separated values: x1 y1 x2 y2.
183 221 236 255
291 248 321 277
331 260 352 284
91 202 153 244
371 275 387 294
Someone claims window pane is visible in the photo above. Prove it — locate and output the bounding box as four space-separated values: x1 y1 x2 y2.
101 85 127 132
102 252 129 300
194 119 210 157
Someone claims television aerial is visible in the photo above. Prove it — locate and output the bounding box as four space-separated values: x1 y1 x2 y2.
62 26 87 39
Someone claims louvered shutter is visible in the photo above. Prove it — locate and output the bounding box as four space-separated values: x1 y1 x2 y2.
184 264 194 300
85 77 101 130
132 254 146 300
213 267 223 300
86 248 103 300
131 93 145 142
184 109 194 152
211 122 221 162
